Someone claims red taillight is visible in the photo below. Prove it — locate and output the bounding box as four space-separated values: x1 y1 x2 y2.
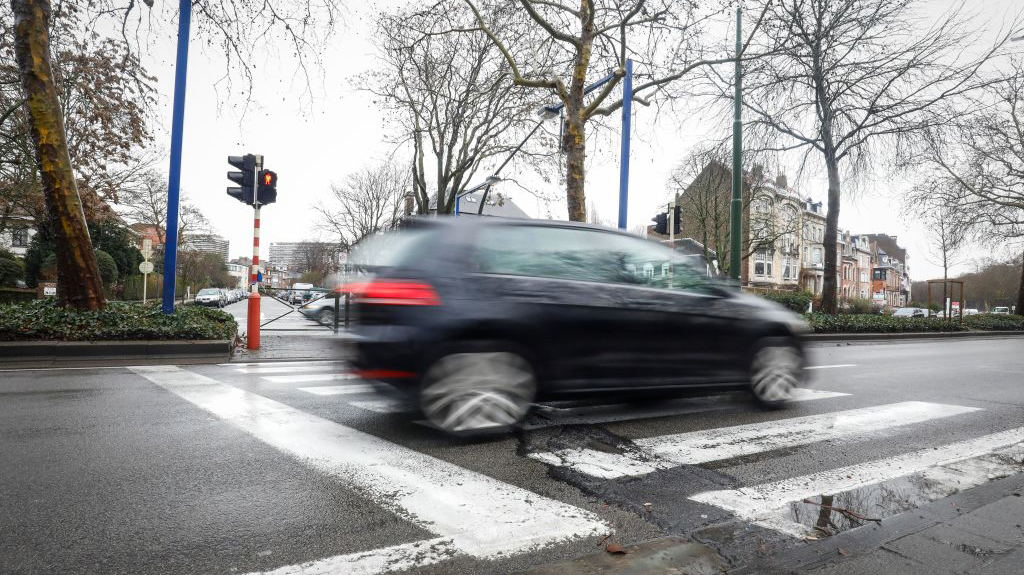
347 280 441 306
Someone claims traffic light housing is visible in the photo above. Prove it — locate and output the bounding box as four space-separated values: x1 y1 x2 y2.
227 154 256 205
257 169 277 205
652 212 668 235
672 205 682 235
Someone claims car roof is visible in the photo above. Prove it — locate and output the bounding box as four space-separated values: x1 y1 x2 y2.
402 215 645 239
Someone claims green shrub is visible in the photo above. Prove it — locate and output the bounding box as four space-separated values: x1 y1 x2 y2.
95 250 119 286
842 298 875 315
758 290 813 313
806 313 967 334
0 299 237 341
0 258 24 287
964 313 1024 331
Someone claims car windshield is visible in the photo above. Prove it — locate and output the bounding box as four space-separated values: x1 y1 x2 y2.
994 307 1009 312
197 289 219 296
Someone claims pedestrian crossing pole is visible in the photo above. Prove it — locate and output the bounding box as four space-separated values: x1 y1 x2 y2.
247 155 264 351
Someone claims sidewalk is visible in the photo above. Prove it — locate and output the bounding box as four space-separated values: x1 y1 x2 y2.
734 473 1024 575
232 332 346 362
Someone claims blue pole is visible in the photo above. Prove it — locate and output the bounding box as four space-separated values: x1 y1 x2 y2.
161 0 192 314
617 59 633 230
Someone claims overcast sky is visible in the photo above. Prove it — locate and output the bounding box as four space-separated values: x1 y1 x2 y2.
135 0 1021 281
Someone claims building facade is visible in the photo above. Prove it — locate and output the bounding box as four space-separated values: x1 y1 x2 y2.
0 214 37 257
181 234 229 262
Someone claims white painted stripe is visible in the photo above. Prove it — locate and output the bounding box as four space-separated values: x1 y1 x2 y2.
235 365 339 374
348 399 412 413
529 401 978 479
252 537 455 575
219 360 347 367
131 366 606 560
790 388 850 401
690 426 1024 524
299 384 377 396
804 364 857 370
263 373 357 384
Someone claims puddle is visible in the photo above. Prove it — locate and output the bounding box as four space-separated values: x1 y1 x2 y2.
779 446 1024 537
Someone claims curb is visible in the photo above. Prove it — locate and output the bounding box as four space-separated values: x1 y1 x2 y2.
805 330 1024 342
0 340 232 368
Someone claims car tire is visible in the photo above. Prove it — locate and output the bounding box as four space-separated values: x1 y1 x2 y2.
749 337 804 408
317 308 336 326
419 344 537 435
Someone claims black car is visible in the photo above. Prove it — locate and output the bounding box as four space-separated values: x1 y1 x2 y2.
343 218 809 434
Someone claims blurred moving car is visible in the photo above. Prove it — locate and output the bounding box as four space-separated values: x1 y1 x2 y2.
195 288 225 308
343 218 810 435
992 306 1010 315
893 307 928 318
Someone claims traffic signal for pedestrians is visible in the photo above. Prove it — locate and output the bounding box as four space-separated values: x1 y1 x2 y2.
652 212 668 235
257 169 277 205
672 205 682 235
227 154 256 205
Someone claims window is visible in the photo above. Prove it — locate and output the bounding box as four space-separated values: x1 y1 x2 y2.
11 228 27 248
812 248 822 266
782 256 795 280
860 289 867 299
860 271 867 283
754 248 773 276
872 269 885 281
754 197 772 214
661 262 671 277
803 246 809 265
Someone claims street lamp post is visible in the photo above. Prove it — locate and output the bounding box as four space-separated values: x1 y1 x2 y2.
729 6 744 282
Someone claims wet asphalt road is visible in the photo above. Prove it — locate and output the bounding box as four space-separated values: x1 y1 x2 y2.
0 336 1022 575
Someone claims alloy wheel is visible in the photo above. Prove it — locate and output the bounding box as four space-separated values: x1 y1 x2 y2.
750 344 801 405
420 351 536 434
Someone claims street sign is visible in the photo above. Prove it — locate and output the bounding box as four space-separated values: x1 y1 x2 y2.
42 283 56 297
139 261 155 274
142 238 152 252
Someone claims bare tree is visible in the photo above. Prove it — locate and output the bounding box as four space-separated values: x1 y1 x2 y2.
368 1 545 216
315 163 408 250
466 0 771 222
908 59 1024 315
293 241 343 286
8 0 342 309
118 170 210 247
732 0 1014 314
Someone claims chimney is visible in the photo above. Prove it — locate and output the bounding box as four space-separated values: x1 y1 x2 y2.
775 174 788 189
751 164 764 181
404 194 415 216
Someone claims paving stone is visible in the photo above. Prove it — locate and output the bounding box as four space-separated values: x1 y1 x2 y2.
976 547 1024 575
884 531 990 574
806 549 937 575
948 512 1024 546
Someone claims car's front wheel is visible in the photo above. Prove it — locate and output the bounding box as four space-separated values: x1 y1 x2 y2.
749 338 803 407
316 308 336 326
420 346 536 435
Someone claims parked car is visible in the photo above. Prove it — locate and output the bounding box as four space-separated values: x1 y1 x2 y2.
195 288 225 307
342 218 810 435
963 308 979 316
893 307 928 318
289 283 314 305
992 306 1010 315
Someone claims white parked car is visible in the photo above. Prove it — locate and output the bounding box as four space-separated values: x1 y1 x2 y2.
195 288 225 308
992 306 1010 315
893 307 928 318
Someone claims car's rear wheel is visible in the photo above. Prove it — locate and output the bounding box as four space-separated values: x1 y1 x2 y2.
317 308 336 326
420 347 536 435
749 338 803 407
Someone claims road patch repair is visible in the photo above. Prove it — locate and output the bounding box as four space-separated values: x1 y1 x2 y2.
129 365 609 574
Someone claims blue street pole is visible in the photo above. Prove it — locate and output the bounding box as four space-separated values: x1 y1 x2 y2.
161 0 192 314
617 59 633 230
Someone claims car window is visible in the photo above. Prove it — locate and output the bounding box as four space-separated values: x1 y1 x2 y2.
475 225 712 292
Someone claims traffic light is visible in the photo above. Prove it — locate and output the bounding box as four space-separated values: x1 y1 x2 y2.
652 212 668 235
672 205 682 235
227 154 256 205
257 169 277 205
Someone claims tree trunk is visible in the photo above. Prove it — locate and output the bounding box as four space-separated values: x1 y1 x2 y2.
1017 248 1024 316
564 115 586 222
820 152 841 314
11 0 104 310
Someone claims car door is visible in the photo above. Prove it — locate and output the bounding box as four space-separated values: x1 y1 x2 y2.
468 223 653 390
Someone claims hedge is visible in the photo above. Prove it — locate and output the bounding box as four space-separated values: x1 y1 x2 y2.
759 290 813 313
806 313 1024 334
0 299 237 341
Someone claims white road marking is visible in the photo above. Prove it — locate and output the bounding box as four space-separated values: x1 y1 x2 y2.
528 401 980 479
253 537 455 575
219 360 347 367
804 364 857 370
131 366 606 566
690 426 1024 535
348 399 413 413
790 389 850 401
299 384 378 396
235 365 339 374
263 373 357 384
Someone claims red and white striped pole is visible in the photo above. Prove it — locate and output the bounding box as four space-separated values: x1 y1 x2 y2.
246 156 263 350
246 202 261 350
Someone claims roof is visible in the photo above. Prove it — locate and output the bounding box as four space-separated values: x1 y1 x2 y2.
456 191 530 219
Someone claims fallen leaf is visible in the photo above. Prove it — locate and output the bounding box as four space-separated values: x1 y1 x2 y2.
606 542 628 554
838 548 850 556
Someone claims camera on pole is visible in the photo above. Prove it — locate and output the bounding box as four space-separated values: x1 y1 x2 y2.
227 154 257 205
257 169 277 205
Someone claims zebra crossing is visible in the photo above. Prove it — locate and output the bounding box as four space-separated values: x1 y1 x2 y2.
192 359 1024 569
